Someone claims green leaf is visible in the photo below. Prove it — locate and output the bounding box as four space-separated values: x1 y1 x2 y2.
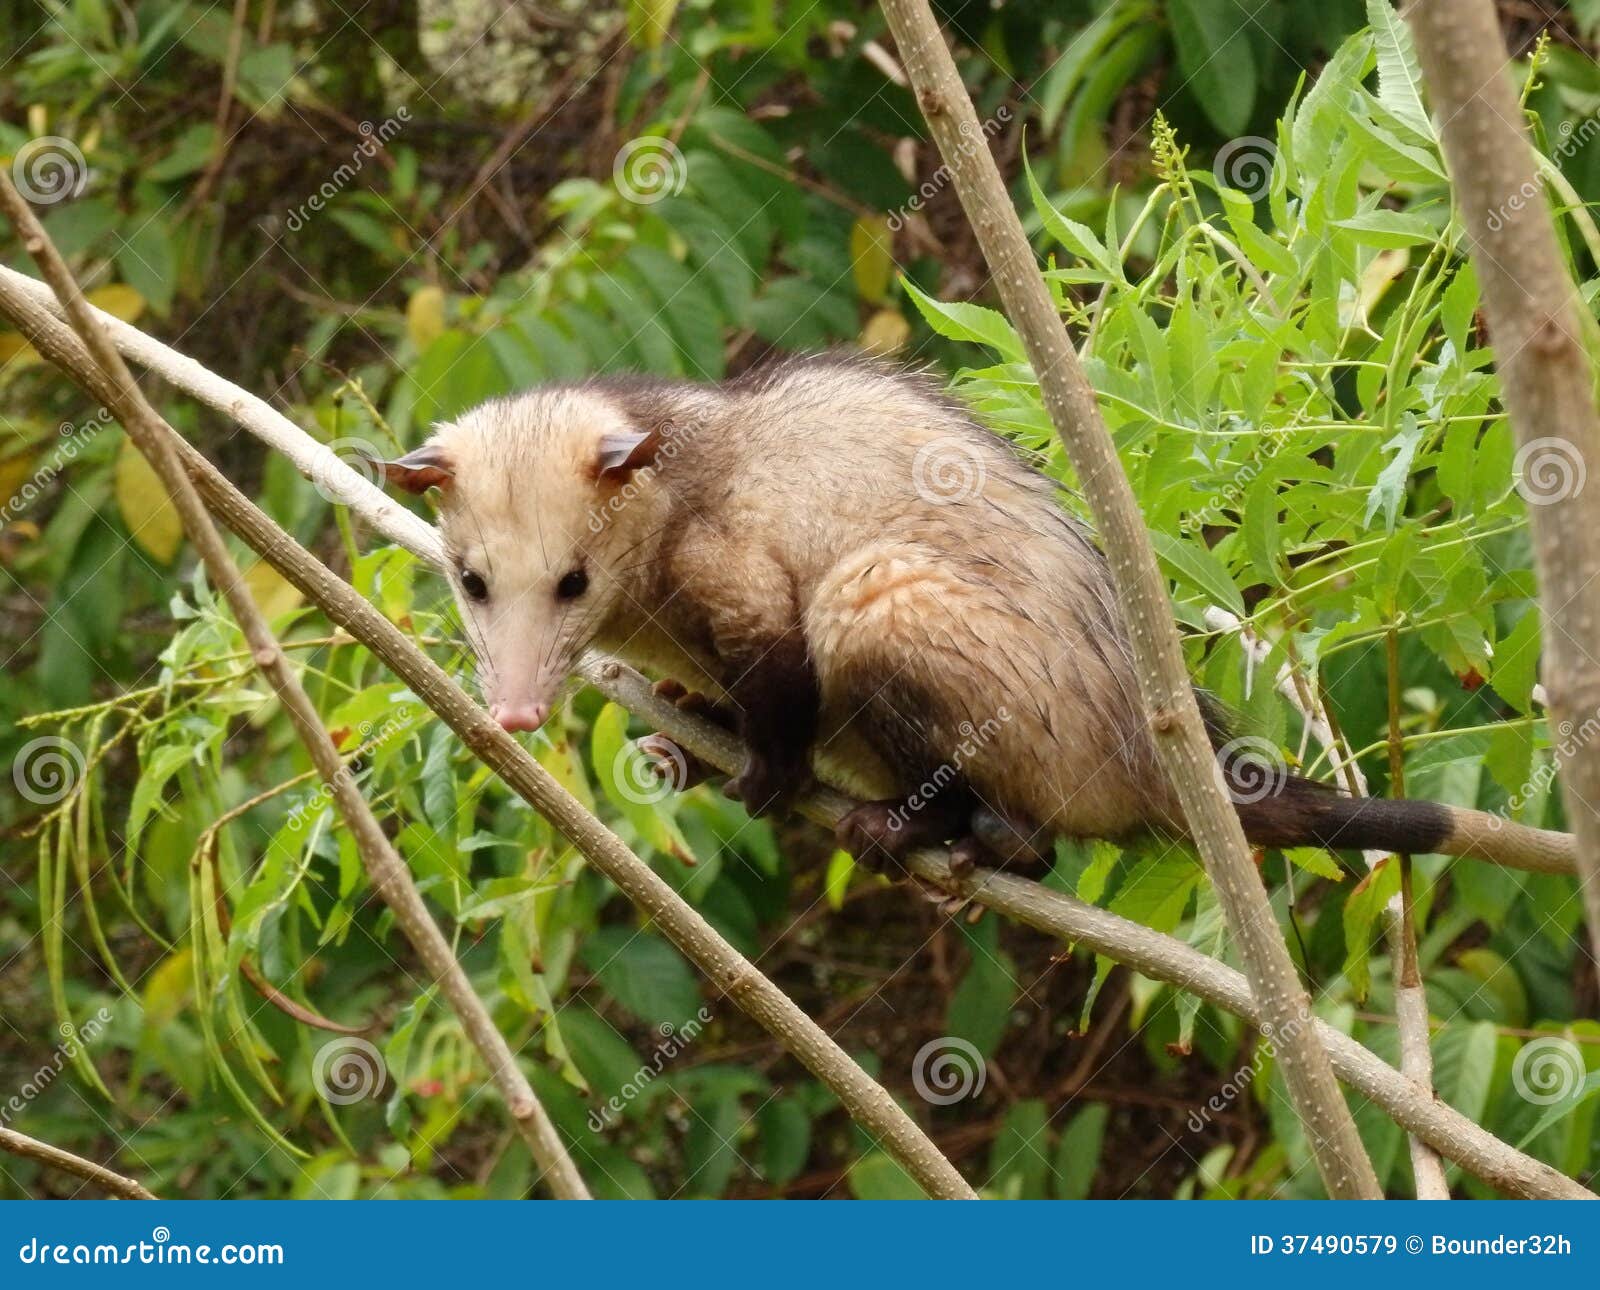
1367 0 1433 143
988 1099 1051 1198
1051 1103 1109 1199
580 927 702 1027
1167 0 1257 135
903 281 1024 360
1150 530 1246 615
1341 857 1400 1000
847 1151 925 1199
758 1098 812 1186
1333 210 1438 248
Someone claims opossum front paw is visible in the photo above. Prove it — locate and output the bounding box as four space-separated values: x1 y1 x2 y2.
836 801 915 872
723 751 806 818
948 835 987 878
635 734 714 792
652 678 738 730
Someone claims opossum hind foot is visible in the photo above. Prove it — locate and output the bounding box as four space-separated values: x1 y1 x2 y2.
836 794 970 873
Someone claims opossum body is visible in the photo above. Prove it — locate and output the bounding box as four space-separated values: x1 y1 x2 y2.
382 354 1575 877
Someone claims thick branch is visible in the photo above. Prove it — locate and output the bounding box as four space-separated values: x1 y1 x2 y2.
0 1127 157 1199
1209 608 1447 1198
0 279 976 1203
1404 0 1600 978
0 178 589 1201
875 0 1379 1196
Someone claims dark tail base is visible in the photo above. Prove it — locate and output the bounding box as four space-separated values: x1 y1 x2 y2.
1232 773 1452 855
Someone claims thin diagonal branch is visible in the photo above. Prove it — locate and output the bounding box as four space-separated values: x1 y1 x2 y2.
0 175 590 1201
874 0 1379 1197
0 1126 157 1199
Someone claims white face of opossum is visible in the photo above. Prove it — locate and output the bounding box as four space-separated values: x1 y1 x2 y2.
381 390 667 733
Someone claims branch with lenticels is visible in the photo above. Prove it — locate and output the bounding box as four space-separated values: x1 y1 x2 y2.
0 266 1586 1198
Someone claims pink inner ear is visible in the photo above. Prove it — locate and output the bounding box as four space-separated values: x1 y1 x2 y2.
596 429 657 480
379 447 454 494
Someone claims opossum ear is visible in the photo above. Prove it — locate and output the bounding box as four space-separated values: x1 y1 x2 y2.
595 428 659 481
378 444 454 494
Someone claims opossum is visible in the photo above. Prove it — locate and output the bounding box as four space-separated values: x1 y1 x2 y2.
380 353 1576 877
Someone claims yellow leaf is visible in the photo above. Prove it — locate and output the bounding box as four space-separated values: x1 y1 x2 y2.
114 439 182 562
850 215 894 304
141 948 193 1027
407 285 446 350
0 331 40 369
628 0 681 49
860 307 910 354
241 558 303 623
0 452 34 513
86 283 147 324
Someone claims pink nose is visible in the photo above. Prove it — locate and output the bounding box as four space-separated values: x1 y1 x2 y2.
492 701 549 733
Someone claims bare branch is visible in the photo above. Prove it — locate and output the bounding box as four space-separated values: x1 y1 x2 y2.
875 0 1379 1196
0 177 589 1201
0 1127 157 1199
1405 0 1600 980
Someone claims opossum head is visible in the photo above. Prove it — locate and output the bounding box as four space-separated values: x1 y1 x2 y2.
381 387 677 733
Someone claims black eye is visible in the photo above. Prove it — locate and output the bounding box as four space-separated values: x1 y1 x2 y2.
459 568 489 602
556 568 588 600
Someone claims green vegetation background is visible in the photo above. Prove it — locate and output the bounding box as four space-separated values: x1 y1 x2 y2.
3 0 1600 1199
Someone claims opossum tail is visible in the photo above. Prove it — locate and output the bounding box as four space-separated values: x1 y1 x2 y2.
1225 764 1576 876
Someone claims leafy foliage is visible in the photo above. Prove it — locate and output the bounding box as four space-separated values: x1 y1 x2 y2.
4 1 1600 1201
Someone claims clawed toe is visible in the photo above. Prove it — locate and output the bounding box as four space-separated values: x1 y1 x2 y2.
836 801 914 872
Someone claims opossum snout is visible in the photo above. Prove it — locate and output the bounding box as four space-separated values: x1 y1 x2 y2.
492 700 550 733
